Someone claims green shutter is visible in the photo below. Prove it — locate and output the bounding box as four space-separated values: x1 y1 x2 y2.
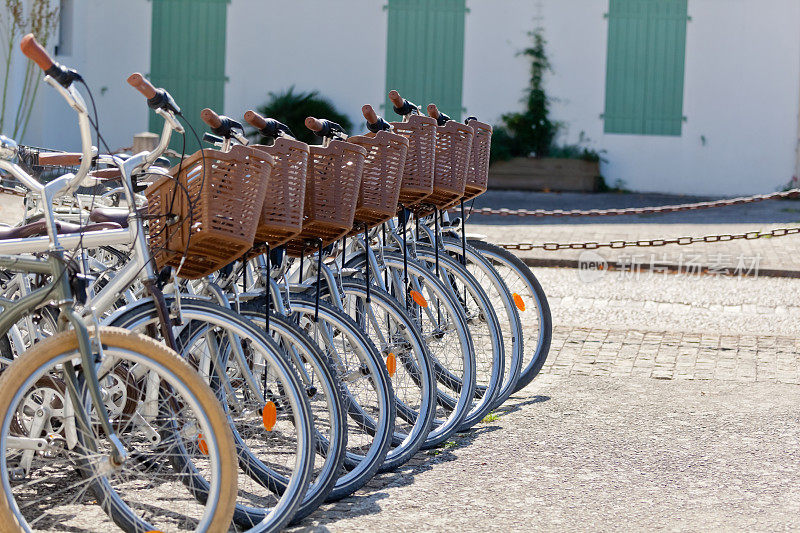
604 0 688 136
385 0 467 121
149 0 228 151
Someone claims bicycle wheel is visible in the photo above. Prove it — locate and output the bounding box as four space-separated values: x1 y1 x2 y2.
258 296 395 500
346 251 475 448
440 235 523 408
0 326 238 532
468 239 552 392
106 298 315 531
409 244 505 429
321 278 436 471
238 309 348 522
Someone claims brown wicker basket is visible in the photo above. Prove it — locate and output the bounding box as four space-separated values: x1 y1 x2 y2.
250 137 310 247
423 120 474 209
346 130 408 232
390 114 437 206
283 140 367 257
145 144 273 279
461 120 492 202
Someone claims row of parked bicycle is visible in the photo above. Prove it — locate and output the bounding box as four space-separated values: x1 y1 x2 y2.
0 34 552 531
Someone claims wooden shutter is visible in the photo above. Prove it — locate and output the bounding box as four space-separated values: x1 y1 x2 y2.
385 0 467 121
604 0 688 136
149 0 228 151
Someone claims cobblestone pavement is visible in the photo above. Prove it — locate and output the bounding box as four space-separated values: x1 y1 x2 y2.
467 190 800 274
294 268 800 532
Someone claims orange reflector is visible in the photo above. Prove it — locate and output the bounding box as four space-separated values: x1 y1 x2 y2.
410 290 428 308
198 434 208 456
386 353 397 376
513 293 526 312
262 401 277 431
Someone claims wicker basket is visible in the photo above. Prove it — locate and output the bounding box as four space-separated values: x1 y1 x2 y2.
346 130 408 232
145 144 273 279
390 114 437 207
461 120 492 202
283 140 367 257
423 120 474 209
251 137 310 247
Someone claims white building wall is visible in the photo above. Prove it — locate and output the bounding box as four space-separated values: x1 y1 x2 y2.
466 0 800 195
18 0 151 153
224 0 387 136
5 0 799 196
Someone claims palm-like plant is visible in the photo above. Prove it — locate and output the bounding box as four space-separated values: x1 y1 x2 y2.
251 86 353 145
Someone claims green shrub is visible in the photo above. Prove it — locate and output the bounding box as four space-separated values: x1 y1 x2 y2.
250 86 353 145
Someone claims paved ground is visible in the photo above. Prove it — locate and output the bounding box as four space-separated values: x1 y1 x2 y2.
466 190 800 275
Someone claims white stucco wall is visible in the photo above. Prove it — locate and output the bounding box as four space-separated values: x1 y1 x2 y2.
13 0 151 153
224 0 387 136
5 0 799 196
469 0 800 195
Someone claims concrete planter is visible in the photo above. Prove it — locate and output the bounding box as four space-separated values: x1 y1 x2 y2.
488 157 601 192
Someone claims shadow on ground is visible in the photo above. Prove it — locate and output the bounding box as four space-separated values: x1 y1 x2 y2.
292 394 550 530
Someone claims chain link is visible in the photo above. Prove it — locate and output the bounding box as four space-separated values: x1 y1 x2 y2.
498 227 800 251
459 188 800 218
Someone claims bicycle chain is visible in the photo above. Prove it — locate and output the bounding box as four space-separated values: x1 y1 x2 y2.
498 227 800 251
459 188 800 218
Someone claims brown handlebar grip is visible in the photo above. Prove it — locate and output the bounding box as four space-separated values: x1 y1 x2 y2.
244 110 267 130
20 34 54 71
362 105 379 125
388 90 404 108
305 117 324 132
201 108 222 129
38 152 82 166
89 168 122 180
427 104 441 119
126 73 157 99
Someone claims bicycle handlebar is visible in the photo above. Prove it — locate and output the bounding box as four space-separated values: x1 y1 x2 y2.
305 117 347 139
388 90 419 116
427 103 451 126
201 108 246 145
126 73 157 99
362 105 391 133
201 108 223 129
244 110 294 140
20 34 53 71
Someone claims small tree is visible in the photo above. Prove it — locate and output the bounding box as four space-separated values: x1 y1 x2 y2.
251 86 353 146
0 0 60 139
491 27 558 162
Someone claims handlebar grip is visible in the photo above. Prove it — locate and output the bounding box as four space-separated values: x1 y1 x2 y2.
38 152 82 166
244 110 268 130
305 117 324 133
126 73 157 99
20 34 53 71
201 108 223 129
426 104 440 120
388 90 404 109
362 105 379 125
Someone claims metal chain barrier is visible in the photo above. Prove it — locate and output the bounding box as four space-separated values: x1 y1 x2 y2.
459 188 800 218
498 227 800 251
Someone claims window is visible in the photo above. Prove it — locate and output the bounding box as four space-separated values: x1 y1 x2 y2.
385 0 467 120
149 0 228 150
603 0 689 136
